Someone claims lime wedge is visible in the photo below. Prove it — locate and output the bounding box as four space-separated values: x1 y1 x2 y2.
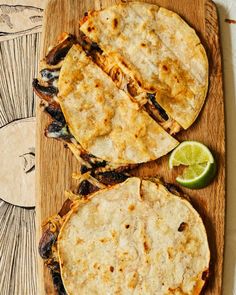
169 141 216 189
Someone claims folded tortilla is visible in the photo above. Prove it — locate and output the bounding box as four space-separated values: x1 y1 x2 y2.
80 2 208 129
57 44 178 164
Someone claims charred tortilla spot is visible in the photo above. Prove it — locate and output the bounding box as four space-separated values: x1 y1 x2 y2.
125 224 130 229
87 26 93 32
113 18 118 28
178 222 188 232
110 266 114 272
143 241 149 252
141 42 146 47
162 65 168 71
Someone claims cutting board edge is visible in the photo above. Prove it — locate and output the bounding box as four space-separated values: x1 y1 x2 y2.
35 0 225 294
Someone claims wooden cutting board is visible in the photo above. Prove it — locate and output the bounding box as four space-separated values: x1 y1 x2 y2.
36 0 225 294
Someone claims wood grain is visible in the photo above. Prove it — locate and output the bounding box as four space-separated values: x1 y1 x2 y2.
36 0 225 294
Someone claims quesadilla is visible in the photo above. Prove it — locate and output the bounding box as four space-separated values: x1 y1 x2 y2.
33 34 137 177
80 2 208 130
39 176 210 295
34 36 178 172
33 2 209 173
57 44 178 164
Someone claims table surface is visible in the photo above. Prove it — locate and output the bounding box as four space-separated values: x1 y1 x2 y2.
0 0 235 294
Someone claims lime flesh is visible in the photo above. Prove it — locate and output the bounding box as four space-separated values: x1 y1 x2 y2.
169 141 216 189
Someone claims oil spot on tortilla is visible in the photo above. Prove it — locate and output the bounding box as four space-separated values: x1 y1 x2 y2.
100 238 110 243
175 76 180 83
76 238 84 244
168 287 185 293
128 204 135 211
94 263 101 270
111 231 117 238
128 272 138 288
167 247 174 259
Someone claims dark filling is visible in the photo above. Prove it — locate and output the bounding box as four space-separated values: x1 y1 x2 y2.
46 121 72 141
38 228 57 259
95 171 129 186
45 105 66 125
77 179 99 196
45 34 76 65
51 268 67 295
80 165 90 174
40 68 60 82
33 78 58 98
165 183 183 196
147 93 169 121
80 152 107 170
78 32 103 57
